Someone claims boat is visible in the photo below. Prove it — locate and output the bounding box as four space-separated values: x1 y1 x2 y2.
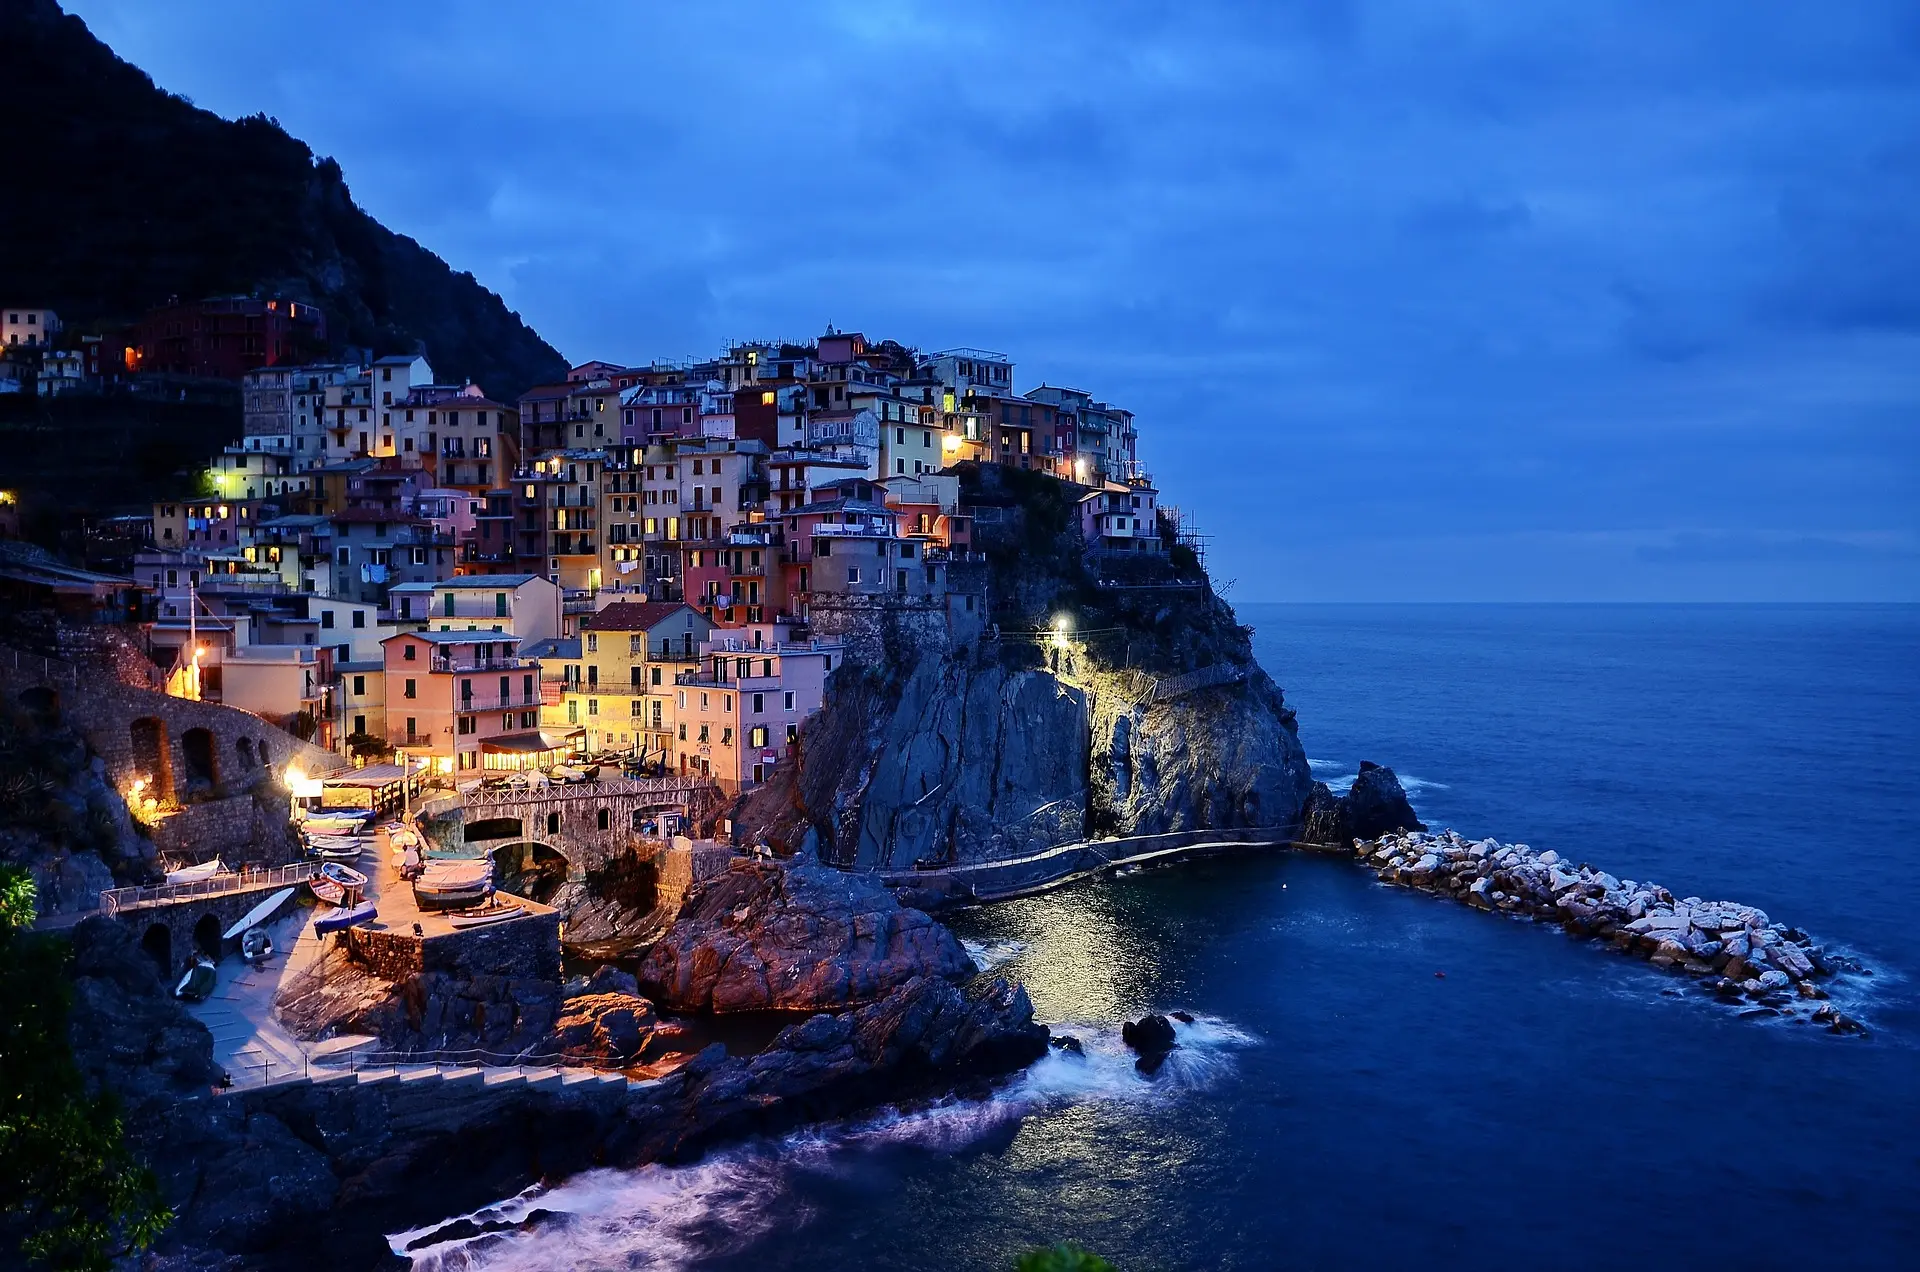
240 927 273 961
312 901 378 933
307 836 370 862
413 857 493 909
164 857 225 884
222 887 296 941
174 957 216 1001
309 861 368 906
446 901 523 929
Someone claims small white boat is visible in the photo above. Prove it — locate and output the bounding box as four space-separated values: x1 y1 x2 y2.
413 858 493 908
165 858 225 884
240 927 273 961
313 900 378 933
222 887 296 941
446 901 522 929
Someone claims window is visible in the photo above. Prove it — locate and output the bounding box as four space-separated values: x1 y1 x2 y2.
651 666 663 686
752 693 764 713
750 725 768 748
587 633 598 653
443 593 455 617
847 566 860 584
352 610 366 629
458 715 475 735
406 716 418 738
403 645 417 661
353 714 366 734
403 679 417 699
698 724 710 743
787 723 799 744
321 610 335 629
588 699 599 716
784 691 796 711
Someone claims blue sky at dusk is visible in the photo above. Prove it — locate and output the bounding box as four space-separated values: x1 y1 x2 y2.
67 0 1920 601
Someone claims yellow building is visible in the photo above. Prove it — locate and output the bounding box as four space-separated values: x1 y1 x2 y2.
533 601 713 759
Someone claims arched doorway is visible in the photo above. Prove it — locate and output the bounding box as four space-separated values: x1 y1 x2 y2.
18 685 59 720
495 841 570 904
181 727 219 791
130 717 174 801
235 736 255 771
192 913 223 960
141 923 172 975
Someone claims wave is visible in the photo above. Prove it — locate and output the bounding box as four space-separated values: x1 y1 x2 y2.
961 937 1029 973
1318 767 1449 797
394 1015 1257 1270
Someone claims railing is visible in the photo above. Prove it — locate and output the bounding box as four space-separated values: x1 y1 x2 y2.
300 1045 633 1079
459 774 713 808
455 690 543 712
100 861 321 917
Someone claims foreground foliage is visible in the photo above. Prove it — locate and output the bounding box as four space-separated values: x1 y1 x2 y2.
0 866 170 1270
1016 1242 1118 1272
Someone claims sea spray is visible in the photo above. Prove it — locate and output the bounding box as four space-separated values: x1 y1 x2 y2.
395 1015 1256 1270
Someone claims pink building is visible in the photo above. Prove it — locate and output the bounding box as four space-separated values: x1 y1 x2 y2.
673 631 841 789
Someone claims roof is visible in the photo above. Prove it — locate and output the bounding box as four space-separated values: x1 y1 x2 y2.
582 601 697 633
389 574 542 591
522 637 580 660
371 354 423 366
481 728 583 754
381 629 517 646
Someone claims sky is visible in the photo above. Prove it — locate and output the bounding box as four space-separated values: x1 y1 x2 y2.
67 0 1920 601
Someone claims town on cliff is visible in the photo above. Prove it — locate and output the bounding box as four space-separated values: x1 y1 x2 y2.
0 321 1867 1271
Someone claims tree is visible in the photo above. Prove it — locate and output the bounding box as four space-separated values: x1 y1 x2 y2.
0 866 171 1269
1015 1243 1117 1272
287 710 318 742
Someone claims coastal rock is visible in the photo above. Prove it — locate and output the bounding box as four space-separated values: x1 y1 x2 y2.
1121 1013 1177 1056
551 992 666 1064
1350 828 1862 1027
638 860 976 1013
1345 762 1426 839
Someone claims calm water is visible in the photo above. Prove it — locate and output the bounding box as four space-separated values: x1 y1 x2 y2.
406 604 1920 1271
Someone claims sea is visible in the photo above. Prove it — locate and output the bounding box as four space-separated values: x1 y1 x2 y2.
400 604 1920 1271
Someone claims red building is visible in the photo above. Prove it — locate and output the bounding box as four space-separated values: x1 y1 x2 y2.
132 296 328 379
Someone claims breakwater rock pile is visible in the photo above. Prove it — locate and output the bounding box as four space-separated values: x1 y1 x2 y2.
1351 828 1868 1033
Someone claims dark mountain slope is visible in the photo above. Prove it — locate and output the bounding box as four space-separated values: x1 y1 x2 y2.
0 0 566 399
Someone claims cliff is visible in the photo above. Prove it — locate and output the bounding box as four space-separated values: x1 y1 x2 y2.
736 464 1313 874
0 0 567 401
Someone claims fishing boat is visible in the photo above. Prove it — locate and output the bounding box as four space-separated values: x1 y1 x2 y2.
312 900 378 933
307 836 370 862
412 857 493 909
446 900 523 929
240 927 273 961
308 861 369 906
164 857 225 884
174 957 216 1001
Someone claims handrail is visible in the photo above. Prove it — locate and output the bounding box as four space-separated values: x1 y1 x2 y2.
458 775 713 808
308 1045 631 1073
100 861 321 916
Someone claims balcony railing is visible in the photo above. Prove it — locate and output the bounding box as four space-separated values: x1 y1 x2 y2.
456 689 544 712
431 655 534 673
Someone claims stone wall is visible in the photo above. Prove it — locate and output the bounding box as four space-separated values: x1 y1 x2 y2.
0 647 343 806
150 789 302 867
112 887 292 980
804 592 965 666
344 909 563 981
654 839 734 913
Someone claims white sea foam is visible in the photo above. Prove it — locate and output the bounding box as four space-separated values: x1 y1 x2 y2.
1320 769 1448 796
1308 757 1340 770
961 937 1030 973
394 1014 1257 1270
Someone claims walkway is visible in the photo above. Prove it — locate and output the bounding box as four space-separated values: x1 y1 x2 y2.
100 861 320 917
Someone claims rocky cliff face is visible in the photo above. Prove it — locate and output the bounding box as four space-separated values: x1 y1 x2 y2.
735 591 1312 875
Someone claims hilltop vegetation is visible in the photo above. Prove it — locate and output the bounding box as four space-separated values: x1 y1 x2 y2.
0 0 567 400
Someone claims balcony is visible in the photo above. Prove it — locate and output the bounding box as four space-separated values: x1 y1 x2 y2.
431 654 534 674
455 688 544 712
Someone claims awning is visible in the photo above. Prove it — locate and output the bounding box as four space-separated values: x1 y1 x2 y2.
481 727 584 755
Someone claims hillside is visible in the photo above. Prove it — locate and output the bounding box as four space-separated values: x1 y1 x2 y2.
0 0 567 400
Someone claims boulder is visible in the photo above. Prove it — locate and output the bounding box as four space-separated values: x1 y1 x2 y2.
551 992 666 1063
1345 762 1427 839
1121 1013 1178 1057
639 860 977 1014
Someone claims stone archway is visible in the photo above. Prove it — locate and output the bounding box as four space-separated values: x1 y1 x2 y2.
18 685 59 719
141 923 172 976
192 913 223 959
181 727 219 791
130 717 174 802
495 841 570 904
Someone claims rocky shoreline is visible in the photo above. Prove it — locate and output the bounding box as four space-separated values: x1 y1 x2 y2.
1340 827 1870 1033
